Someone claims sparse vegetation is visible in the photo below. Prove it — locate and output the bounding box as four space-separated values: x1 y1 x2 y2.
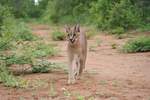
111 43 117 49
0 61 27 88
2 41 58 65
89 45 97 52
52 31 66 41
122 36 150 53
0 38 59 87
32 60 55 73
62 87 71 97
49 80 57 98
109 27 125 35
33 42 58 57
77 95 85 100
86 29 98 39
14 22 37 41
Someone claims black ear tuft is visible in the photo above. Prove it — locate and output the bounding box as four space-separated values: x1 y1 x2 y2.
74 24 80 33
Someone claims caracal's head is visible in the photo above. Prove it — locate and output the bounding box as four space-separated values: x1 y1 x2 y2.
65 24 80 45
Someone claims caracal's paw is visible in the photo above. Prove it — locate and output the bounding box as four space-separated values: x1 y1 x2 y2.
67 79 71 84
67 79 76 84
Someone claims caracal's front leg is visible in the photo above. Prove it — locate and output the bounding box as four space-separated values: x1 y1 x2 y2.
74 55 80 80
68 53 75 84
68 52 72 84
68 61 72 84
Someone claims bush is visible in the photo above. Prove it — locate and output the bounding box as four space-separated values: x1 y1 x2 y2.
32 42 58 58
32 60 53 73
2 21 37 41
107 0 141 30
138 23 150 32
0 20 36 51
0 61 20 87
42 0 93 24
0 4 12 30
15 22 37 41
122 36 150 53
0 5 15 50
0 32 14 51
0 7 36 50
4 54 32 66
90 0 142 31
31 60 67 73
109 27 125 35
52 31 66 41
89 0 114 29
3 42 58 65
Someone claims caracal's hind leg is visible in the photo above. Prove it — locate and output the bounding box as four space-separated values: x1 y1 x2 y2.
79 59 84 76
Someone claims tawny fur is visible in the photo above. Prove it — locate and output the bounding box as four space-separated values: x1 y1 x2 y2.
66 25 87 84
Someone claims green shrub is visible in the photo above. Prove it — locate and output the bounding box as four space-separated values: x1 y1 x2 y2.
52 31 66 41
42 0 93 24
1 20 36 41
0 5 16 50
0 5 36 42
31 60 68 73
0 61 20 87
4 54 32 66
138 23 150 32
122 36 150 53
0 4 12 30
90 0 142 31
89 0 114 30
0 5 36 50
32 60 52 73
33 42 58 57
1 41 58 66
15 22 37 41
107 0 141 30
109 27 125 35
0 32 14 50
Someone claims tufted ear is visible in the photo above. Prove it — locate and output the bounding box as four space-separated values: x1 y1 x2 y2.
73 24 80 33
65 25 71 33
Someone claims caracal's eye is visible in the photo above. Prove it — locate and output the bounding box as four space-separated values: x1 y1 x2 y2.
73 34 76 36
67 34 70 37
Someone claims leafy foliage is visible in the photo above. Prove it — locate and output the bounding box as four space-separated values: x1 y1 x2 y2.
1 0 149 32
122 36 150 53
3 54 32 66
1 41 58 65
32 60 54 73
90 0 142 31
43 0 94 23
14 22 37 41
33 42 58 57
107 0 141 30
109 27 125 35
0 61 23 87
0 4 36 50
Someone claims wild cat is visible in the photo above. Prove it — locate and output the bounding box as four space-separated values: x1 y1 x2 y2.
66 25 87 84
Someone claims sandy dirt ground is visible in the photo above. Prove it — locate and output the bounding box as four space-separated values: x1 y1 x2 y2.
0 24 150 100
